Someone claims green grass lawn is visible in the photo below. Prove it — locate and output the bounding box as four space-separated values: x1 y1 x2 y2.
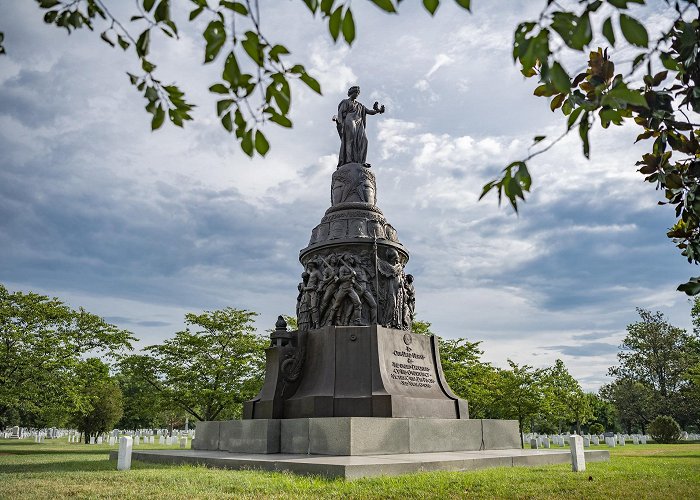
0 439 698 499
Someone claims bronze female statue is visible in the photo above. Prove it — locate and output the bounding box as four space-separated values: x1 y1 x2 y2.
333 86 385 167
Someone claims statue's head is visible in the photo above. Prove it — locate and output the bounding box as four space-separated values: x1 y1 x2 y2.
406 274 414 283
301 271 310 282
348 86 360 98
345 254 356 266
307 261 318 271
329 254 338 265
386 248 400 264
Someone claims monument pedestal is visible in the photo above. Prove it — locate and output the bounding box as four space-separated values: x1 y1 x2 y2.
244 326 468 420
193 417 520 456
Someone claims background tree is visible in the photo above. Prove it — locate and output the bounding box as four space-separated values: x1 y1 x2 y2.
490 360 544 448
69 358 124 443
411 319 499 418
605 305 700 431
600 378 655 434
541 359 594 435
121 307 267 422
0 283 133 428
610 308 697 398
115 363 167 430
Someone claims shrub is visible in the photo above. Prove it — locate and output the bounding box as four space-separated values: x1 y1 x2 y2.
648 416 682 443
589 423 605 435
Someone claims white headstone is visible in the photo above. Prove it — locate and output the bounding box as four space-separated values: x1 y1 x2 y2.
530 438 538 449
159 435 165 445
542 437 550 449
618 435 625 446
97 436 103 445
641 435 647 444
90 436 95 445
134 436 140 446
179 436 187 449
591 436 599 445
632 435 639 444
606 437 616 447
569 435 586 472
117 436 133 471
583 437 590 447
149 436 154 444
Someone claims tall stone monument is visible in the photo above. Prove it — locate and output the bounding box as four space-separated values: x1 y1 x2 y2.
194 86 519 456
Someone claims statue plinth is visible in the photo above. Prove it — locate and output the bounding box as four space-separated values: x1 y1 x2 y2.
244 326 468 420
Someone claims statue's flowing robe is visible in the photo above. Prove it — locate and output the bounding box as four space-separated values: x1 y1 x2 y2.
337 98 368 166
378 259 404 328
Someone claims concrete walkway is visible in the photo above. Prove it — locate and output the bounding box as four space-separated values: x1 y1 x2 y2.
110 448 610 479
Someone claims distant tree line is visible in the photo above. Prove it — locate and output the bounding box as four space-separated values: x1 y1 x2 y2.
1 283 699 443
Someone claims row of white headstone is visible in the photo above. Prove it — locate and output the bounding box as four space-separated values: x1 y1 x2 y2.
527 432 654 449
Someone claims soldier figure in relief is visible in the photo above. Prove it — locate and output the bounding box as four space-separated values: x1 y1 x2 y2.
297 271 311 332
318 254 339 323
349 255 377 324
304 261 324 329
403 274 415 331
328 257 363 325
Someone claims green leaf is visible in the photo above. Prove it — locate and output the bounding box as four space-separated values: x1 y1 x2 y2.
221 112 233 132
209 83 229 94
579 111 590 159
329 7 342 41
143 0 156 12
141 58 156 72
300 72 322 94
136 29 150 57
550 62 571 93
255 130 270 156
203 20 226 63
454 0 470 10
607 85 648 107
241 129 254 156
369 0 396 13
154 0 170 22
189 6 204 20
44 10 59 23
423 0 439 15
619 14 648 47
342 9 355 44
602 17 615 46
241 31 263 65
151 105 165 130
533 135 546 144
269 44 290 62
677 278 700 296
217 99 235 116
117 35 130 50
571 13 592 50
222 52 241 86
100 31 115 47
268 111 292 128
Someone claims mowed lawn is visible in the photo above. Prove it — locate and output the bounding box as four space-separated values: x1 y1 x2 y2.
0 439 698 499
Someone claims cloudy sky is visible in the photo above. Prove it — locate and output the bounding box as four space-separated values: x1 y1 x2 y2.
0 0 693 390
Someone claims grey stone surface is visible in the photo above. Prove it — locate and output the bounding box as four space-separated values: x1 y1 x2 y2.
482 419 521 449
408 419 482 453
219 420 280 454
281 419 310 454
308 417 409 455
197 417 520 456
111 448 610 480
192 421 220 451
